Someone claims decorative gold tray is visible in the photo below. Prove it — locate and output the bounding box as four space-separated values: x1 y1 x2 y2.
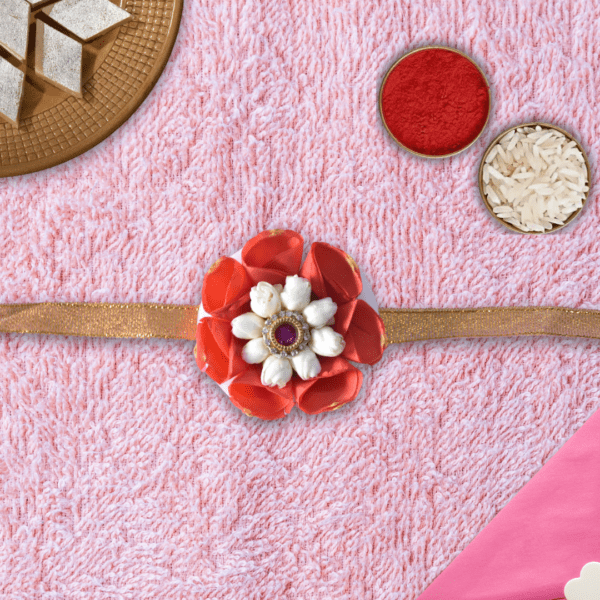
0 0 183 177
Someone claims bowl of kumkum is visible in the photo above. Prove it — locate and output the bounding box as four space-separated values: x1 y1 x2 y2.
379 46 491 158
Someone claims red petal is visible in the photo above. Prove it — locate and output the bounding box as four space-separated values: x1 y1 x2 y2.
299 242 362 304
201 257 252 320
241 229 304 284
295 357 363 415
228 365 295 420
334 300 386 365
196 317 246 384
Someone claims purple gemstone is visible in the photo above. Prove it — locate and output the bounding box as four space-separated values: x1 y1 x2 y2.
275 322 297 346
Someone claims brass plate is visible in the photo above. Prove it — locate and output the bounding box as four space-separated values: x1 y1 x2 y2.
0 0 183 177
478 122 591 234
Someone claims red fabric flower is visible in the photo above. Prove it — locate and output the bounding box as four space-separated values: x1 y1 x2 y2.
196 230 386 419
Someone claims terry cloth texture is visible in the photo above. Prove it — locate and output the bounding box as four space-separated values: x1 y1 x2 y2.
0 0 599 598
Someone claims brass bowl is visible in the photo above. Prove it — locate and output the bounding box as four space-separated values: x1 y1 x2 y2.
478 122 592 234
378 45 491 159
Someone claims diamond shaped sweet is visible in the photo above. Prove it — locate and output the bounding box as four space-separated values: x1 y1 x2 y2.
43 0 131 42
0 0 30 61
35 21 83 96
0 57 25 126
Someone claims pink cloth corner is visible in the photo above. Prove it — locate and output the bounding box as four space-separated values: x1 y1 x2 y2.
418 406 600 600
1 0 600 598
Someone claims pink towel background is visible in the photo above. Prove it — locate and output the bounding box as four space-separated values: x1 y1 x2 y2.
1 0 600 597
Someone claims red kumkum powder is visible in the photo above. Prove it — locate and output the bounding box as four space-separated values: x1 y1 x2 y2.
380 48 490 157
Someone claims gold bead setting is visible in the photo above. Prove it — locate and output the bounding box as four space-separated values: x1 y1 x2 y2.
262 310 311 359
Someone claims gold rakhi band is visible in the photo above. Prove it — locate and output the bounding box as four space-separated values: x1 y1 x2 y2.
380 307 600 344
0 303 198 341
3 303 600 347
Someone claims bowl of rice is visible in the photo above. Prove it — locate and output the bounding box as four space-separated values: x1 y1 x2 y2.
479 123 591 234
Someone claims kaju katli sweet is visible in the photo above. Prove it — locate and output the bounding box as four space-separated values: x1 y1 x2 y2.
3 229 600 420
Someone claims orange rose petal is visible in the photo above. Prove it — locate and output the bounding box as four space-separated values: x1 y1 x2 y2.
295 357 363 415
241 229 304 284
299 242 362 304
334 299 386 365
228 365 295 420
196 317 246 384
201 257 252 320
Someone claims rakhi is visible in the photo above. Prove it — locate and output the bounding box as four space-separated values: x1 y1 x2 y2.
4 228 600 422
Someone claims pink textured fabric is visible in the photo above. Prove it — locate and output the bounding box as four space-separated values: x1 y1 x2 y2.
0 0 600 597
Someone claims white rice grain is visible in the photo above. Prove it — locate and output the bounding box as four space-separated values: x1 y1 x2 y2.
482 126 588 232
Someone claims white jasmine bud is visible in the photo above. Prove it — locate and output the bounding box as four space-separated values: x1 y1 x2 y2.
280 275 312 311
231 312 265 339
241 338 270 364
250 282 282 318
291 348 321 380
309 326 345 357
261 355 293 388
303 297 337 329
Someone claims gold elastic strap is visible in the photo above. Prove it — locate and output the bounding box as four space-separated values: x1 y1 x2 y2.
0 303 198 341
3 304 600 346
380 307 600 344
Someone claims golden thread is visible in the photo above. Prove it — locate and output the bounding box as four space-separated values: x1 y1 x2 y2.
380 307 600 344
381 333 388 350
0 302 198 341
345 253 359 272
207 258 223 274
269 229 285 237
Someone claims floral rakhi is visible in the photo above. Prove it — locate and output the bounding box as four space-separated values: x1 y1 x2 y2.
2 228 600 423
196 229 385 419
